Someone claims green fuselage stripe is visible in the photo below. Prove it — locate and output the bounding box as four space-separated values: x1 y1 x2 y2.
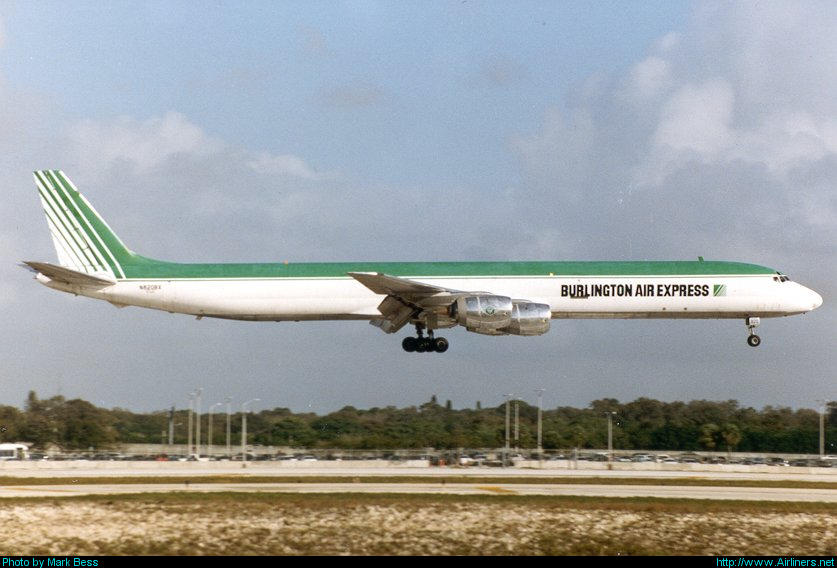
117 259 777 280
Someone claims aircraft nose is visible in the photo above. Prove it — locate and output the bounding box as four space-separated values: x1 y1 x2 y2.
810 288 823 310
788 285 822 314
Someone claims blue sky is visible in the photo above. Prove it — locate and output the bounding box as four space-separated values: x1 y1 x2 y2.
2 2 688 188
0 1 834 415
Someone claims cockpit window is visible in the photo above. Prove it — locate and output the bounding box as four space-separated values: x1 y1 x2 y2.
775 273 791 283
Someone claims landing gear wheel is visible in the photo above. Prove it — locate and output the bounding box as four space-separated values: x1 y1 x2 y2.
404 324 450 353
744 317 761 348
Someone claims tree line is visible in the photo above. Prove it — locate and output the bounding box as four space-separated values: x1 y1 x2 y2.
1 391 834 454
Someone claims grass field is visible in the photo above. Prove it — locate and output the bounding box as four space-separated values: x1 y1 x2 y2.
2 492 835 555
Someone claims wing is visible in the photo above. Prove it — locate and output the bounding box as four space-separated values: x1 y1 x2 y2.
348 272 468 333
22 261 116 286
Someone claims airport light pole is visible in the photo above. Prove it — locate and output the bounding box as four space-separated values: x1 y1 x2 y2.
606 412 616 467
536 389 545 459
817 400 827 459
187 391 195 458
241 399 260 467
168 406 175 446
225 397 232 458
514 397 520 453
504 394 513 466
194 388 203 458
209 403 223 459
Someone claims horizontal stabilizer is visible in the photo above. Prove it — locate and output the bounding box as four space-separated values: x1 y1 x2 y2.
22 261 116 286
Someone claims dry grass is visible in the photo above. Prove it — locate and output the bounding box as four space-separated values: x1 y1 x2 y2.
1 493 835 556
1 474 835 489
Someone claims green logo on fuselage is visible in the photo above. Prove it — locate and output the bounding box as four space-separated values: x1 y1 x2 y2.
713 284 727 297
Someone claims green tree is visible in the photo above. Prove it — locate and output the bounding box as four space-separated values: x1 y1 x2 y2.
56 399 117 449
720 423 742 455
699 423 720 450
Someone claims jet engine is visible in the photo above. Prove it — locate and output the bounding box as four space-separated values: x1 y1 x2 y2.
452 295 513 335
505 301 551 336
452 296 552 336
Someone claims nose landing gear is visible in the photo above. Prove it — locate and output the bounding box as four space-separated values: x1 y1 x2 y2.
745 317 761 347
402 324 449 353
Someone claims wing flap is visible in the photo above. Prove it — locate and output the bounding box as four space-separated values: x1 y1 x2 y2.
348 272 450 296
369 296 416 334
349 272 465 334
22 261 116 286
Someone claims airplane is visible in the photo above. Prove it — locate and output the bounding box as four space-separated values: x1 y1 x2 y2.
23 170 822 353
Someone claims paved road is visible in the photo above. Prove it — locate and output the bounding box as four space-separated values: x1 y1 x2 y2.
1 481 836 502
2 462 836 481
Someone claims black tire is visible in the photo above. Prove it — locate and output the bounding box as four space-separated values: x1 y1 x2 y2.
433 337 449 353
416 338 429 353
402 337 417 352
747 334 761 347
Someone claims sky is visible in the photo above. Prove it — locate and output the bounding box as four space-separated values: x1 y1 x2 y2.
0 1 834 415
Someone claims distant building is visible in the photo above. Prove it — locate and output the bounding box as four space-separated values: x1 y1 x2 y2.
0 443 29 460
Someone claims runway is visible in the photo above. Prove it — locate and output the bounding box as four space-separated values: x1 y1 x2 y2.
1 481 836 502
1 461 836 503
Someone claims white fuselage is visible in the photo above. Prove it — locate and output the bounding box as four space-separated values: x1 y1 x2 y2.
38 273 822 322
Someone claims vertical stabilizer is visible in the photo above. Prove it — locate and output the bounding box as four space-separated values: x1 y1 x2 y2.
33 170 133 279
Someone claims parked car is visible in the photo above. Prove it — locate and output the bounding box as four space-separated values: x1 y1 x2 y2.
631 454 654 462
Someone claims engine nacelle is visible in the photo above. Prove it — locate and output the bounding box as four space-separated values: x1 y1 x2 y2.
505 301 551 336
453 295 513 335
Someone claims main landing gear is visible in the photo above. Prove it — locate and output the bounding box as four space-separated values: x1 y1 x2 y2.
402 324 449 353
745 317 761 347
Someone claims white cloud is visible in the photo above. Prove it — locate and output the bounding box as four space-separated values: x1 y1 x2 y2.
741 112 837 174
656 32 680 53
512 1 836 273
67 112 224 177
64 112 333 185
511 107 596 194
633 79 735 185
626 56 672 100
247 152 327 180
654 80 734 156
